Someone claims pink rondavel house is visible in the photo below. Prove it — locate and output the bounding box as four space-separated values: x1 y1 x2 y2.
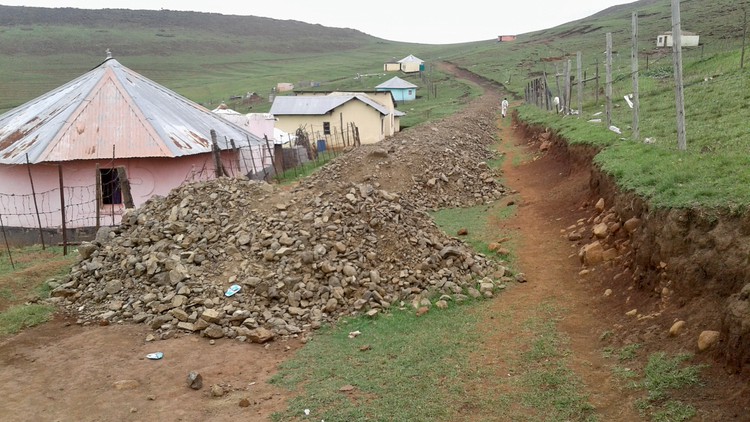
0 53 268 234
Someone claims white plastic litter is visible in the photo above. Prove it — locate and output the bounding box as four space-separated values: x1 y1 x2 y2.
624 94 634 109
644 137 656 144
609 125 622 135
348 330 362 339
588 118 602 123
304 409 310 416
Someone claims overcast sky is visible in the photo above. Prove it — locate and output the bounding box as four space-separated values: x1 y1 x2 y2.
2 0 639 44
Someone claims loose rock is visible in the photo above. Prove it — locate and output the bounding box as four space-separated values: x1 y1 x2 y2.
187 371 203 390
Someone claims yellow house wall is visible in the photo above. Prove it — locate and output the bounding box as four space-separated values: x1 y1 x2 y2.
274 101 385 145
400 62 422 73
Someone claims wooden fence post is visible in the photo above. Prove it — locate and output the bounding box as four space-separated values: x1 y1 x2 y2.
210 129 226 178
117 167 135 208
58 164 67 256
595 58 600 105
672 0 687 151
264 135 279 179
606 32 614 128
274 143 284 174
564 59 571 114
25 153 45 249
95 163 101 231
632 12 641 140
111 145 115 226
577 51 583 117
246 136 260 178
0 211 14 269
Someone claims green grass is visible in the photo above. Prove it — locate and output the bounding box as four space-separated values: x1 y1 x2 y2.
0 245 74 333
270 299 599 422
276 151 336 183
618 343 642 362
639 353 703 404
430 201 517 267
604 350 703 421
270 300 490 421
651 400 697 422
515 303 598 422
0 245 65 273
443 0 750 211
0 303 55 335
5 1 750 212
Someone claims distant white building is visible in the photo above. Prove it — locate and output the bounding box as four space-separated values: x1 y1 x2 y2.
656 31 700 48
398 55 424 73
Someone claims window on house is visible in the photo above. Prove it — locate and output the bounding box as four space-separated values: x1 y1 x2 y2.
99 168 122 205
408 90 413 95
323 122 331 135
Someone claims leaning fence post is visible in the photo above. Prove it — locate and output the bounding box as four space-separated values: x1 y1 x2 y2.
210 129 225 178
117 167 135 208
230 139 244 177
58 164 67 256
25 153 45 250
0 210 14 269
264 135 279 180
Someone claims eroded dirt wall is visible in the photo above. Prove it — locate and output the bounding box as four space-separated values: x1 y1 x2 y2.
516 118 750 372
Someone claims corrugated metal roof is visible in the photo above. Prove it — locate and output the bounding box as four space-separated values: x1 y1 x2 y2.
398 54 423 63
376 76 418 90
270 94 393 117
0 58 265 164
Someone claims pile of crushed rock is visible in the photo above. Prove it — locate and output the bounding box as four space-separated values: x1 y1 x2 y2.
49 94 511 343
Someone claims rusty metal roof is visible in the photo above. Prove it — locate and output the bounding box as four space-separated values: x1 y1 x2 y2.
0 58 265 164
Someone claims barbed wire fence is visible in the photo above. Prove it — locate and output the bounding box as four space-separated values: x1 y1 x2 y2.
525 30 748 126
0 122 360 257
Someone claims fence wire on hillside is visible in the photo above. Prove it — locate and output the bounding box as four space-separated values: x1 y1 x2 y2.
0 123 360 249
525 35 748 126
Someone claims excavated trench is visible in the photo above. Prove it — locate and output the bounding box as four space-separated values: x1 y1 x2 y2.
514 119 750 374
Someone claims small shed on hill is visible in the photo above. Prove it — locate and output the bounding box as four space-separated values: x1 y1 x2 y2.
376 76 418 102
656 31 700 47
497 35 517 42
0 55 267 234
398 55 424 73
276 82 295 92
384 58 401 72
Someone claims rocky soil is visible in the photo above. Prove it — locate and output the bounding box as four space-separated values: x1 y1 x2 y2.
48 98 511 343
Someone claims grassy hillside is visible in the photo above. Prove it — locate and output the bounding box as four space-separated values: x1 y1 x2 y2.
4 1 749 210
446 0 750 210
0 5 475 117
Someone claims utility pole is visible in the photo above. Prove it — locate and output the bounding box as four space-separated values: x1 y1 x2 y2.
632 12 641 141
672 0 687 151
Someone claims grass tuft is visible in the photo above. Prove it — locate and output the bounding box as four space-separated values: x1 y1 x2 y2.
0 304 55 335
270 300 488 421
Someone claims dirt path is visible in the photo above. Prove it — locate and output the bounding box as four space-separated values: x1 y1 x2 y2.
450 63 749 421
481 112 640 420
435 62 640 419
0 315 303 421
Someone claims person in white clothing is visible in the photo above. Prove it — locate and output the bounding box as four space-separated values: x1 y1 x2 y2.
501 97 509 118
